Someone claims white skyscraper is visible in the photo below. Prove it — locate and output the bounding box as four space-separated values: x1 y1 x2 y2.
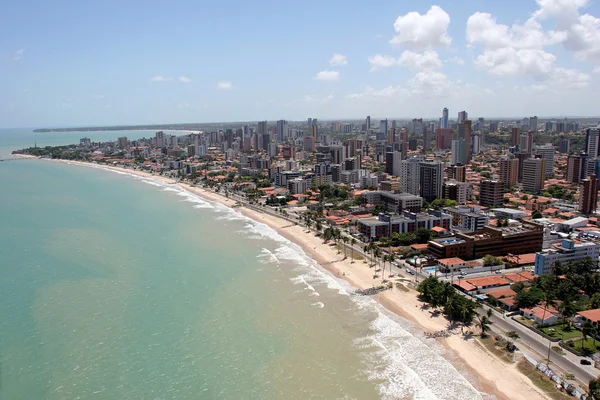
534 145 555 177
399 156 424 195
458 111 468 124
442 107 449 129
451 140 460 165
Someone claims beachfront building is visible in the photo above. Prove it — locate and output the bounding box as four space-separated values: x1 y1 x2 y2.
437 257 467 273
443 206 489 232
357 210 452 240
534 239 600 275
362 191 423 214
428 221 544 260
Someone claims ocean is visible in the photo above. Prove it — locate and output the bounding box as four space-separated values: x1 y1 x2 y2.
0 128 484 400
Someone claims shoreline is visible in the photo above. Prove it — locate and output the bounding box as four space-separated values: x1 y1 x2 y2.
41 158 551 400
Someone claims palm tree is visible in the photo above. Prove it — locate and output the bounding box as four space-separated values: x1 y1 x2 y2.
478 309 493 338
350 238 356 262
388 253 396 278
342 236 349 259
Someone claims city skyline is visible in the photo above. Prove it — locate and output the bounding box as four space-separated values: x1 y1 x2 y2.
3 0 600 127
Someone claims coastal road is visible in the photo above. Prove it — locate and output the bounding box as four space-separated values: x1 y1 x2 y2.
219 188 599 384
487 310 599 383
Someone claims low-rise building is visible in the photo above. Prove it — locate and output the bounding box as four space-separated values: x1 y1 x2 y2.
444 206 489 232
534 239 600 275
437 257 466 273
357 210 452 240
428 221 544 260
362 191 423 213
493 208 528 220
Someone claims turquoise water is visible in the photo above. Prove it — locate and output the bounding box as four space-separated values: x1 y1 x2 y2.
0 129 484 399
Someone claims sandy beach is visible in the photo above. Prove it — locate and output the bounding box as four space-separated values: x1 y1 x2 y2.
43 158 550 400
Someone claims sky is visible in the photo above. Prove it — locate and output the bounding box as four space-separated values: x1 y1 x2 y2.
2 0 600 128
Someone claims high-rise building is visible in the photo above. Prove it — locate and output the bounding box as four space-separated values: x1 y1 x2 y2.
529 116 538 132
443 180 468 205
511 127 520 147
419 159 444 202
436 128 454 150
450 164 466 182
479 180 504 208
579 174 598 215
458 120 472 163
399 156 424 195
458 111 468 124
519 134 529 153
527 131 534 155
522 157 546 194
385 151 403 177
387 128 395 145
442 108 449 129
156 131 165 147
379 119 388 134
366 116 371 131
276 120 288 142
559 138 570 153
567 153 588 183
118 137 128 148
499 156 519 190
258 121 267 136
423 127 432 150
489 121 499 132
586 127 600 158
451 140 461 165
515 151 530 181
533 145 555 177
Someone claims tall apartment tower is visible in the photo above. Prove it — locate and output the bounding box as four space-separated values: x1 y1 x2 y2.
419 159 444 202
499 156 519 190
276 120 288 142
479 180 504 208
442 107 449 129
436 128 454 150
566 153 589 183
458 120 472 164
450 164 466 182
533 145 555 177
559 138 570 153
580 174 598 215
423 127 432 150
366 116 371 131
379 119 388 134
511 127 520 147
458 111 468 124
522 157 546 194
586 127 600 158
399 156 424 196
529 116 538 132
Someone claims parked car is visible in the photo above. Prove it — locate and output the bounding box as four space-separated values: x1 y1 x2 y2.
580 359 592 365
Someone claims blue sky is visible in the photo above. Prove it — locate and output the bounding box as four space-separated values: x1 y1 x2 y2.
2 0 600 128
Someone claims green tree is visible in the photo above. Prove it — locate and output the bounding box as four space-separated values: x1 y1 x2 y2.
482 254 501 266
515 287 544 309
531 209 543 219
478 309 493 337
589 377 600 400
416 228 434 244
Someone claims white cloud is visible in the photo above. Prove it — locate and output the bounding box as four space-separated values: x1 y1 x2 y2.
474 48 556 76
466 12 564 50
151 75 172 82
314 70 340 81
346 85 409 100
369 50 442 71
179 76 192 83
449 56 465 65
217 81 233 90
390 6 452 49
329 54 347 66
13 49 24 61
91 94 105 99
61 102 72 109
397 50 443 70
552 67 590 88
368 54 398 71
303 94 334 103
407 70 452 96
